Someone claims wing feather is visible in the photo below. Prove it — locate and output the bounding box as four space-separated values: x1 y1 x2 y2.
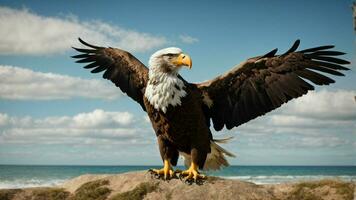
299 45 334 53
72 38 148 111
311 60 349 70
195 40 350 131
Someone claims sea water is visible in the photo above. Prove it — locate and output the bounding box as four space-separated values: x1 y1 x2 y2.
0 165 355 189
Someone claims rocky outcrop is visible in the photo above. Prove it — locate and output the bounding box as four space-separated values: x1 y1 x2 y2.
0 171 354 200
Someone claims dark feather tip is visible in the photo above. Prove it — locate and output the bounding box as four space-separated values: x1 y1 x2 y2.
299 45 335 53
281 39 300 56
71 54 88 59
83 62 98 69
312 56 350 65
78 38 103 49
72 47 97 53
309 51 346 56
262 48 278 58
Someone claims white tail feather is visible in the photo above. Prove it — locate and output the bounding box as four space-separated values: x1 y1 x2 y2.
179 137 235 171
203 137 235 170
213 136 234 144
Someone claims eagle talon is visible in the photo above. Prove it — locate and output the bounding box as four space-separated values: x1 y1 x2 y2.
195 179 205 185
184 176 206 185
178 162 206 184
184 178 194 185
178 173 185 181
148 168 176 180
147 160 177 181
155 173 162 179
148 169 162 179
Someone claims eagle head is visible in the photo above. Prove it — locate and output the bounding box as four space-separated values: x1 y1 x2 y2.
148 47 192 74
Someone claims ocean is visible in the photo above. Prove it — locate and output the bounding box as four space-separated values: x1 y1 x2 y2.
0 165 355 189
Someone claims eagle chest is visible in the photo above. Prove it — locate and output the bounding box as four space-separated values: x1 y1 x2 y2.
144 91 190 133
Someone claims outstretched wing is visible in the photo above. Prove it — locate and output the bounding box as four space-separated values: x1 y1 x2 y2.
195 40 350 131
72 38 149 111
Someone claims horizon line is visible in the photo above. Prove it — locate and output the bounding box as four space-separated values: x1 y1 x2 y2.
0 164 355 167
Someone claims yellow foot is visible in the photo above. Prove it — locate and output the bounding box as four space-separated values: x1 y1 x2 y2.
178 162 206 185
148 159 177 180
148 168 176 180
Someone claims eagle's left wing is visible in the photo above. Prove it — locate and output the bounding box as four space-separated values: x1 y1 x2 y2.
194 40 350 131
72 38 149 111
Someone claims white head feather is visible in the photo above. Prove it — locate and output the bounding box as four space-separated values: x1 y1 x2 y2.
145 47 186 113
148 47 182 75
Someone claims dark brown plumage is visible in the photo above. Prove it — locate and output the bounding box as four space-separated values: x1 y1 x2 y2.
72 38 148 111
72 38 350 182
196 40 350 131
143 84 211 169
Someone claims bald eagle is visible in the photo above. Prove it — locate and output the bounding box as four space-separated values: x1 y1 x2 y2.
72 38 349 183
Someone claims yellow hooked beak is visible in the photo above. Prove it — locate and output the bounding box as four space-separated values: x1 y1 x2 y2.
173 53 192 69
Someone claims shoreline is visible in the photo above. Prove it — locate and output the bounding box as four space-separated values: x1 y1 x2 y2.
2 165 355 188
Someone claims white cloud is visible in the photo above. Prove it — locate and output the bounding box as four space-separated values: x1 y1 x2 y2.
72 109 134 128
227 89 356 148
237 89 356 133
0 65 121 100
0 6 167 55
264 89 356 134
0 113 10 126
280 89 356 120
0 109 135 129
179 35 199 44
269 115 355 130
298 136 347 148
0 109 150 145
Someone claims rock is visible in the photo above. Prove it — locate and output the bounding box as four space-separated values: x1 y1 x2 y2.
0 171 354 200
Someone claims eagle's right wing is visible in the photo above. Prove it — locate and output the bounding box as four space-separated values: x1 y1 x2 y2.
72 38 149 111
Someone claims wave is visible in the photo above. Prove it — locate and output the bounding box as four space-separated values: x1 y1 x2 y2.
221 175 356 184
0 178 68 189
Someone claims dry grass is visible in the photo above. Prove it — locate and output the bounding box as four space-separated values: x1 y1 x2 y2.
285 179 354 200
0 188 69 200
110 182 159 200
31 188 70 200
0 189 22 200
70 179 111 200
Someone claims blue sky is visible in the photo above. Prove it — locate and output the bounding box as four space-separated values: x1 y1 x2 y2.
0 0 355 166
